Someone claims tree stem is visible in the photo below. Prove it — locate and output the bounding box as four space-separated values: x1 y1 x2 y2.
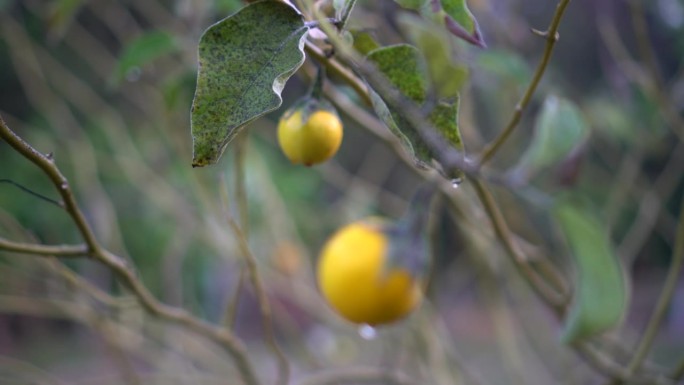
478 0 572 166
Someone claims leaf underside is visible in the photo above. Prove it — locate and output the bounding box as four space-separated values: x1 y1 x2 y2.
514 96 590 179
191 0 307 167
391 0 486 47
554 200 629 344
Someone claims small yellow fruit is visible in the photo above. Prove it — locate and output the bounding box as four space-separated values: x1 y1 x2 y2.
317 218 424 326
277 108 343 166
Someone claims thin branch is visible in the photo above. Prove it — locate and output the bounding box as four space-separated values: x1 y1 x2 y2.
470 179 568 308
478 0 572 166
305 42 372 107
575 343 674 385
223 269 247 330
227 217 290 385
627 1 684 142
609 193 684 385
0 237 88 257
338 0 358 32
0 179 64 208
0 295 144 385
0 115 261 385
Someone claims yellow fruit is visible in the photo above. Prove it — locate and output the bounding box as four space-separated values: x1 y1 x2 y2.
317 218 424 326
277 108 343 166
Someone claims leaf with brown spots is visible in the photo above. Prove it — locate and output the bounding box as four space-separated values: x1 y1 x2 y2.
191 0 308 167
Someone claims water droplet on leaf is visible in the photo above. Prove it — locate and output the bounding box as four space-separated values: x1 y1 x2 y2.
126 67 142 82
358 324 377 340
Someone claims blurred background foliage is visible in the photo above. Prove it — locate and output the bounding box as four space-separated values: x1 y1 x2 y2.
0 0 683 384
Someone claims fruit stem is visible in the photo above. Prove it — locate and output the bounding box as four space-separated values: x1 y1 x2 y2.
386 183 437 277
311 64 325 100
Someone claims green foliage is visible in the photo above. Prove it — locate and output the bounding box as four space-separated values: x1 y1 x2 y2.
3 0 683 383
398 13 468 99
477 49 531 87
350 30 381 56
391 0 485 47
513 96 590 180
366 44 464 177
112 31 179 84
46 0 86 34
554 198 629 344
191 0 308 167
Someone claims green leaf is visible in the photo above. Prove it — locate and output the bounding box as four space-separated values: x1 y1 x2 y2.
47 0 86 36
350 30 381 56
430 0 485 47
514 96 590 179
113 31 179 84
191 0 308 167
366 44 464 178
553 199 629 344
367 45 429 164
429 99 463 151
398 13 468 99
477 49 531 86
368 45 428 104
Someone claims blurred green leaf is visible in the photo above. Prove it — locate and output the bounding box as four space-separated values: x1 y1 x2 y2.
366 44 464 178
191 1 308 167
113 31 179 84
429 99 463 151
163 70 197 109
398 13 469 99
513 96 590 179
584 96 634 144
367 44 429 165
394 0 485 47
350 29 381 56
554 198 629 344
477 49 531 86
47 0 86 37
431 0 485 47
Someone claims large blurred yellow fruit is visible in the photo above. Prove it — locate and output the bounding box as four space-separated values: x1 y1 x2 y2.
277 108 343 166
316 218 424 326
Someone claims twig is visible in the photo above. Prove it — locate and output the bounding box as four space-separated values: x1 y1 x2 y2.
627 1 684 143
575 343 674 385
0 295 144 385
220 165 289 385
0 237 88 257
0 179 64 208
338 0 358 32
0 115 261 385
478 0 572 166
608 193 684 385
470 179 568 308
223 269 247 330
305 42 372 107
227 217 290 385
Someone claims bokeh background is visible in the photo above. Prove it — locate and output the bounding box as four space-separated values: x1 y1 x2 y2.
1 0 683 384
